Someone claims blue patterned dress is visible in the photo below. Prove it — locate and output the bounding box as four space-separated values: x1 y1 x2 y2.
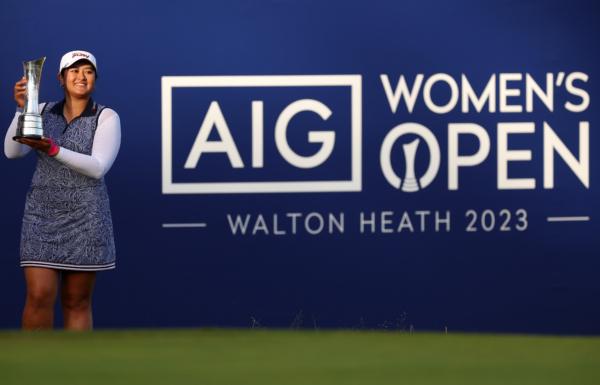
20 99 116 271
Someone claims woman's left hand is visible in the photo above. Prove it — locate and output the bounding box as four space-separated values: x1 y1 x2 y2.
16 137 53 153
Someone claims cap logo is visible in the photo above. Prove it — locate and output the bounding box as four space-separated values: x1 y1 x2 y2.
72 52 90 59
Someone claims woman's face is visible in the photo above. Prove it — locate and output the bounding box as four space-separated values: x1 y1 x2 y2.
60 62 96 98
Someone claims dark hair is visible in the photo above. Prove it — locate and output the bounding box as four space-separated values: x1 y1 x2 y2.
60 59 98 79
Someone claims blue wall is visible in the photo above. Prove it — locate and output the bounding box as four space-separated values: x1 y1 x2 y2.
1 0 598 333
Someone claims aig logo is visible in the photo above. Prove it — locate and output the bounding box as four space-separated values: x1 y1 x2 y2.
162 75 362 194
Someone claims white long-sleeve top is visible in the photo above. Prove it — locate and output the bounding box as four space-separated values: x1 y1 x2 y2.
4 103 121 179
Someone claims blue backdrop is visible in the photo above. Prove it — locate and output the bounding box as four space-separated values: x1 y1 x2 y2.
1 0 598 333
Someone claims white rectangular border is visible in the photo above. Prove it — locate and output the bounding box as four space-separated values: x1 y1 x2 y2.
161 75 362 194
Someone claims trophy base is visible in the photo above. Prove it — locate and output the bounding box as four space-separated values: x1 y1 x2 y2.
13 135 43 141
17 113 43 140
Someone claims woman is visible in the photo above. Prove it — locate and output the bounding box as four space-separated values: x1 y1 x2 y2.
4 50 121 330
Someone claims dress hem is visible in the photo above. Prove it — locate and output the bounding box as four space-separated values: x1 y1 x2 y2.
20 260 115 271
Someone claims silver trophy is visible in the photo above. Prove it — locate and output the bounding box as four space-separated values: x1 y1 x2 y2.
15 57 46 139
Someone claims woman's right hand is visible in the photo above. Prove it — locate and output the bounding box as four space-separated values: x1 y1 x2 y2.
14 77 26 109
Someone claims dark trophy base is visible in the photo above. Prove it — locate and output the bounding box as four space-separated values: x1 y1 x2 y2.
13 134 42 141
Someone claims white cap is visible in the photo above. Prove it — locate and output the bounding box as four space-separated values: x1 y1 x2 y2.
59 50 98 74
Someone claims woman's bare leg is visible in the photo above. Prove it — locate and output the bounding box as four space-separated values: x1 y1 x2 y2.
22 267 59 330
61 271 96 330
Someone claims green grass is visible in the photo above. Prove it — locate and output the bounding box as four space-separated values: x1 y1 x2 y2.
0 329 599 385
